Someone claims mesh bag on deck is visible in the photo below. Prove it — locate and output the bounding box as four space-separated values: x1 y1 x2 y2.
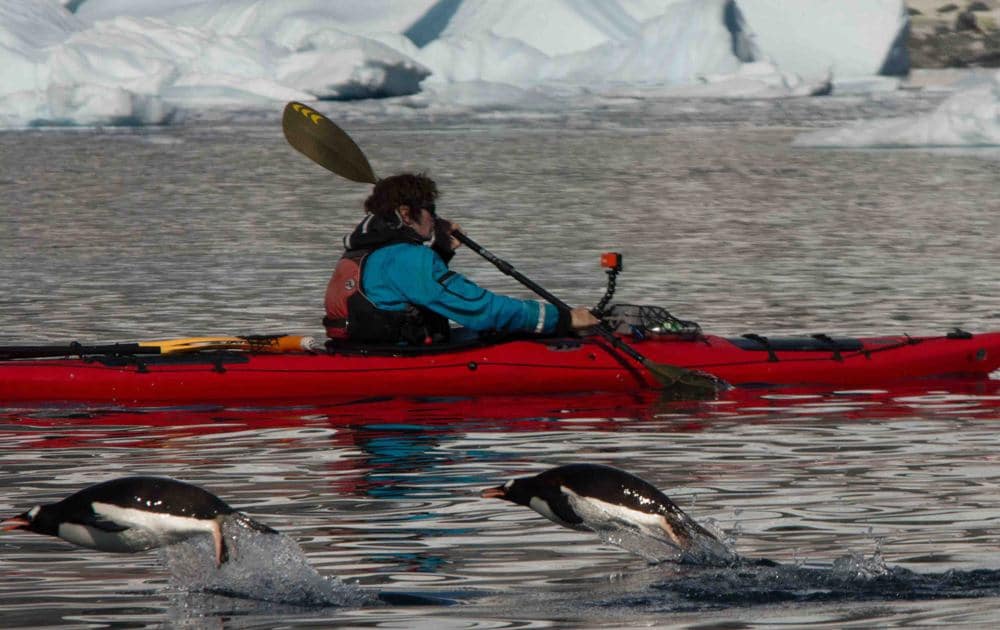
602 304 702 339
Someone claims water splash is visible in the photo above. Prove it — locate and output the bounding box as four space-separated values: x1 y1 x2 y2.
597 528 686 564
592 517 738 566
830 549 891 582
158 515 374 607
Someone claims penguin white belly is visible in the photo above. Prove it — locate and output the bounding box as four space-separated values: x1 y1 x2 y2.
57 522 155 552
562 488 679 544
58 502 218 552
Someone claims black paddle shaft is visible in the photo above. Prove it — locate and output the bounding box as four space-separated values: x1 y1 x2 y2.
453 232 567 309
0 343 154 361
453 232 658 367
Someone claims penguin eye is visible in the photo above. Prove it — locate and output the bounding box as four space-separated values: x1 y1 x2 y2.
503 480 514 490
27 506 40 519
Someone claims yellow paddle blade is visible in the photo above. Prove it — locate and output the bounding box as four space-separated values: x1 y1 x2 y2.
138 335 317 355
282 102 378 184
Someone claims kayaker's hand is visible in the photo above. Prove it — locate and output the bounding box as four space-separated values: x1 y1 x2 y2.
570 307 600 331
434 218 462 251
447 222 462 250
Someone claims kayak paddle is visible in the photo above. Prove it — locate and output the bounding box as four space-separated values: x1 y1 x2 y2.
0 335 316 361
283 102 377 184
281 101 726 396
140 335 316 354
0 343 153 361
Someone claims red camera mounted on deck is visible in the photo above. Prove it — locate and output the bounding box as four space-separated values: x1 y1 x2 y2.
600 252 622 272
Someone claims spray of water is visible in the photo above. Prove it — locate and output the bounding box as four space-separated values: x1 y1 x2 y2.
829 549 892 582
157 514 374 607
591 515 738 566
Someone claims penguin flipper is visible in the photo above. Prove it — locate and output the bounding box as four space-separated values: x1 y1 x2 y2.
67 504 128 533
87 518 128 533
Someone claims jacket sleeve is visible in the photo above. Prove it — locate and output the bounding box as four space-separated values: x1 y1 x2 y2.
391 247 564 334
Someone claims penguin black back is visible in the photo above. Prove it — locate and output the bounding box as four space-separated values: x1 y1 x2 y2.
537 464 687 520
54 476 236 520
498 464 683 517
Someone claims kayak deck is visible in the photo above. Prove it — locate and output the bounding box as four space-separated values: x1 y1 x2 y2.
1 331 998 407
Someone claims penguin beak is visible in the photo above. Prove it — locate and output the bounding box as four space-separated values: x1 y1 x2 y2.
1 515 30 531
480 486 507 499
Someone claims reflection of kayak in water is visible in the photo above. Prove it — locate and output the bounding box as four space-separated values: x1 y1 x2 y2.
0 327 998 407
3 379 997 440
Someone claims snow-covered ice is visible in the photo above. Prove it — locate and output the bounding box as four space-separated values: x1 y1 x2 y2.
2 0 997 147
795 70 1000 148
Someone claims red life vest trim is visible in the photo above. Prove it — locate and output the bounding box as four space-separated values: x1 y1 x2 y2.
324 253 365 338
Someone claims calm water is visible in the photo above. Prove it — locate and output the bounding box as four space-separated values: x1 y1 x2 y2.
1 91 1000 628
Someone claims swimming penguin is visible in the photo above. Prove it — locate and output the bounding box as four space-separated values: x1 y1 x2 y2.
1 476 276 565
482 463 729 560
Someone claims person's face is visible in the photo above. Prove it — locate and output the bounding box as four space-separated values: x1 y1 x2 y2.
402 203 436 239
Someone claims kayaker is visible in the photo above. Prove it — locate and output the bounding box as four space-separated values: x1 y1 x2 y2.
324 173 599 344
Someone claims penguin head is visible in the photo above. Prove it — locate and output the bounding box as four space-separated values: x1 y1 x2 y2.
1 504 59 537
480 478 535 507
481 474 584 529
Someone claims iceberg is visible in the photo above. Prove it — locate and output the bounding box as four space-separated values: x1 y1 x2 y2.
1 0 914 129
0 0 433 127
738 0 910 79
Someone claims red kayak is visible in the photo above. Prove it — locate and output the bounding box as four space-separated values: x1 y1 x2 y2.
1 329 997 407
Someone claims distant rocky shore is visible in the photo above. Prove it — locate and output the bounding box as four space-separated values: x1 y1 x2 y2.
908 0 1000 67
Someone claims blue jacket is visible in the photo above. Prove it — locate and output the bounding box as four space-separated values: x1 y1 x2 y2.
363 243 562 334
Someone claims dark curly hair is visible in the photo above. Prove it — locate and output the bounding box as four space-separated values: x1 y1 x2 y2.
364 173 438 220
